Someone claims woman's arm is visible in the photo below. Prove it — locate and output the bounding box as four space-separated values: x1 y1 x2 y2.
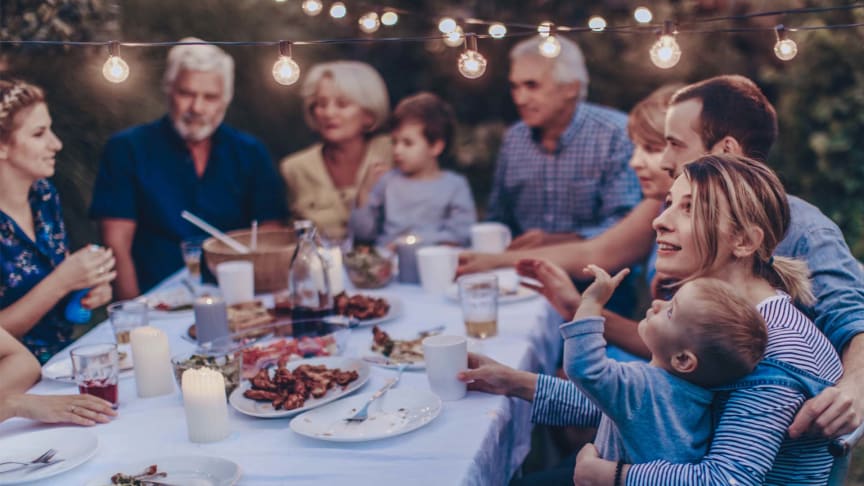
0 328 40 393
100 219 139 300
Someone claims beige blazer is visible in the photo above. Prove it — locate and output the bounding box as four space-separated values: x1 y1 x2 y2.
279 135 392 240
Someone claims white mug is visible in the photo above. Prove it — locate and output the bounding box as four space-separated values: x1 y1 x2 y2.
471 223 512 253
422 335 468 401
416 246 458 294
216 261 255 305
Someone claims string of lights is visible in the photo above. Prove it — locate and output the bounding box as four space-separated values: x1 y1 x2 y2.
1 2 862 82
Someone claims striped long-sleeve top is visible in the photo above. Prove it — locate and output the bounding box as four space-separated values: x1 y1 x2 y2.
532 292 843 485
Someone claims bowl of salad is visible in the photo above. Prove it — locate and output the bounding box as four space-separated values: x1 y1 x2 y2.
344 246 396 289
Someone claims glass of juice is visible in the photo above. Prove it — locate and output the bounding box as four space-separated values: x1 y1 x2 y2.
457 273 499 339
70 343 120 408
180 237 206 281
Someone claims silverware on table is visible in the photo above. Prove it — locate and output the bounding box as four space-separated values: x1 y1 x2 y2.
345 363 407 422
0 448 60 474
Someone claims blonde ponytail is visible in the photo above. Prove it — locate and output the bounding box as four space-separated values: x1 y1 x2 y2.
758 256 814 306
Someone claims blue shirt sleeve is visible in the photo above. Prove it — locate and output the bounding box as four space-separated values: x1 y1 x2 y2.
530 374 603 428
580 131 641 239
349 172 389 243
89 135 138 220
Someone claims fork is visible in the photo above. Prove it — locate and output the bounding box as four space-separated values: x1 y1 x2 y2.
0 448 59 473
346 363 407 422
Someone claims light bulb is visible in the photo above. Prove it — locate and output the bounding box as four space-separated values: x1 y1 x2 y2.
272 56 301 85
381 11 399 26
444 26 464 47
329 2 347 19
439 17 457 34
588 16 607 32
538 36 561 58
359 12 380 33
458 50 487 79
634 7 653 24
301 0 322 16
537 21 553 38
103 55 130 83
488 23 507 39
649 34 681 69
774 38 798 61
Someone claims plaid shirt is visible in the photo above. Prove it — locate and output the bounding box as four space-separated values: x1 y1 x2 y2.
486 102 641 238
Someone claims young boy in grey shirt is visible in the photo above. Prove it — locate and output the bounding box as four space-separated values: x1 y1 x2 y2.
562 265 767 464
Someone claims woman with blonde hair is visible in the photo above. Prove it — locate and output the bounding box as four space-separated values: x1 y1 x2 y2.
280 61 392 240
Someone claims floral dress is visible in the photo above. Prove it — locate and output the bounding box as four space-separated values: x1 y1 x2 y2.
0 179 71 363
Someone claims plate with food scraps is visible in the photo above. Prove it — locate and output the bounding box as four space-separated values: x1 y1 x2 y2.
0 428 98 484
445 282 539 305
290 387 442 442
228 356 370 419
334 292 403 327
140 282 218 317
42 353 135 383
82 455 240 486
364 325 426 370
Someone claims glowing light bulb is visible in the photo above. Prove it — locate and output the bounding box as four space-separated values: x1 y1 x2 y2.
439 17 457 34
649 34 681 69
488 23 507 39
588 16 607 32
272 56 301 86
329 2 347 19
458 50 487 79
359 12 380 33
103 55 130 83
539 36 561 58
301 0 322 16
634 7 653 24
537 21 553 38
444 26 464 47
774 38 797 61
381 11 399 26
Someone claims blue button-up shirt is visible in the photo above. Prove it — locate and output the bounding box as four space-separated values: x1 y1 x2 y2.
486 102 641 238
90 117 286 292
0 180 71 362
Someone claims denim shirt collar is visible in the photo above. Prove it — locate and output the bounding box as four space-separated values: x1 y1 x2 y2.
529 101 586 154
157 115 228 155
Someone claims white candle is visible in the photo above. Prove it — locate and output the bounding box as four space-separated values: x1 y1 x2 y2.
181 368 230 443
325 247 344 294
130 326 175 398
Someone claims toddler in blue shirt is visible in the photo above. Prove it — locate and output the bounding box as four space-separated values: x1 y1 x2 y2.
350 92 476 247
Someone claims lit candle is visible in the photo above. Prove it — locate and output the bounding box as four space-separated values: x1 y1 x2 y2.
181 368 230 443
396 234 421 284
130 326 175 398
193 296 230 344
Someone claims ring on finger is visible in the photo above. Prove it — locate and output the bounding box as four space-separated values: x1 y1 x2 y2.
69 405 77 414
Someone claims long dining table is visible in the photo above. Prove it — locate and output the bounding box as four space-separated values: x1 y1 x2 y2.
0 270 562 485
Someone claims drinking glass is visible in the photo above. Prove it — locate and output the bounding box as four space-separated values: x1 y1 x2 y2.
108 300 148 368
181 237 206 282
457 273 499 339
70 343 120 408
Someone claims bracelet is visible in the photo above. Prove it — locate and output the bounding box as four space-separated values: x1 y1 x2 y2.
614 460 625 486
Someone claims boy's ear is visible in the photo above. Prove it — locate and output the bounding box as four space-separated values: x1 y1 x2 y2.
430 139 446 158
708 136 744 156
670 350 698 374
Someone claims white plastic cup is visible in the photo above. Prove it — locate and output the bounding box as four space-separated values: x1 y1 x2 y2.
417 246 458 294
422 335 468 400
470 223 512 253
216 261 255 305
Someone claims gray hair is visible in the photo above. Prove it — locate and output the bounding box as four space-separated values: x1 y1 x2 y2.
301 61 390 133
162 37 234 103
510 35 589 101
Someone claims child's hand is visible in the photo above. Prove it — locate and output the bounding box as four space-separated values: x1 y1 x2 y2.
516 258 582 320
577 265 630 317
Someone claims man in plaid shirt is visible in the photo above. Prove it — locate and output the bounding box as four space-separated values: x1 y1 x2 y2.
487 35 641 250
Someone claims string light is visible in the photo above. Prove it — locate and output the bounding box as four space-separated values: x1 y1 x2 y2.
359 12 381 33
272 41 301 86
537 21 553 38
102 41 130 83
488 23 507 39
301 0 323 16
774 24 798 61
649 21 682 69
444 26 464 47
539 35 562 58
381 11 399 26
458 34 487 79
329 2 347 19
588 16 607 32
438 17 458 34
634 7 653 24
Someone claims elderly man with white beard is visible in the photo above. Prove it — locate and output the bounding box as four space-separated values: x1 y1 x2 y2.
90 39 286 298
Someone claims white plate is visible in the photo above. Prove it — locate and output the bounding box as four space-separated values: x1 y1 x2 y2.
41 357 134 384
346 296 404 327
445 283 539 304
0 428 98 484
290 387 442 442
83 455 240 486
362 354 425 371
229 357 370 419
142 284 219 318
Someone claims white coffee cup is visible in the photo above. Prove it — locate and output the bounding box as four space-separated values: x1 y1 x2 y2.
216 261 254 305
417 246 458 294
471 223 512 253
422 335 468 401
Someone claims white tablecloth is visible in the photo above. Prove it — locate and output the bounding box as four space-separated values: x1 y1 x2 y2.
0 272 561 485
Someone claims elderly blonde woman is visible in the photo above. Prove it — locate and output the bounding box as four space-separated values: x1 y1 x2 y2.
91 38 286 299
281 61 391 240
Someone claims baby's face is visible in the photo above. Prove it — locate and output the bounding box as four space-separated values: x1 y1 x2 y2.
638 282 699 365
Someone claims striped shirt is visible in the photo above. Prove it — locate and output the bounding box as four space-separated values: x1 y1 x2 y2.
485 102 641 238
532 292 842 485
